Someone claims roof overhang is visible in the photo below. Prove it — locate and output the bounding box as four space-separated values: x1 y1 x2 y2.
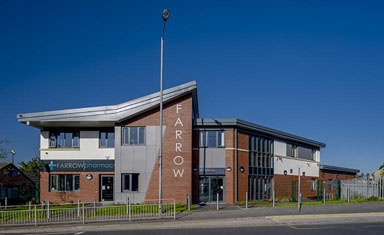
194 118 326 148
320 164 360 174
18 81 198 129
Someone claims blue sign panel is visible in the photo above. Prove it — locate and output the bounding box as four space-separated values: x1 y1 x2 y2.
42 160 114 172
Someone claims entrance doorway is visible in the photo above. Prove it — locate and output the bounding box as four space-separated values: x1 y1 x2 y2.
199 176 225 203
100 175 114 201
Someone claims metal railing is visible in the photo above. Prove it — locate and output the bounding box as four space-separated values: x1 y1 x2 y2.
341 176 384 200
0 199 176 227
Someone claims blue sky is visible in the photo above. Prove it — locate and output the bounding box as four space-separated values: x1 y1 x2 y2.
0 0 383 173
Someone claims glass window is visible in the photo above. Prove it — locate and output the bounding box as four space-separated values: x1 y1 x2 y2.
207 131 216 147
122 127 145 145
297 146 314 160
50 174 80 192
49 132 80 148
121 173 139 192
139 127 145 145
100 131 114 148
129 127 138 145
200 131 206 147
311 179 316 191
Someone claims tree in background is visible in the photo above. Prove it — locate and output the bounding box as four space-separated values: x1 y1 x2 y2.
0 139 10 161
380 164 384 170
19 156 41 177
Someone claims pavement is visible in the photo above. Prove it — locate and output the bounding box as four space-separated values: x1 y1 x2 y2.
1 202 384 234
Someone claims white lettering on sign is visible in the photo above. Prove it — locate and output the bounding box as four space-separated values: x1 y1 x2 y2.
173 169 184 177
173 156 184 166
173 104 185 178
175 118 184 127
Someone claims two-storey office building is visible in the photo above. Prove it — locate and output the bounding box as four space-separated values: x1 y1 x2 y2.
17 81 355 204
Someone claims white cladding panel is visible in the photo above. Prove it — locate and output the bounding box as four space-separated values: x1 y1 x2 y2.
274 140 286 156
40 130 114 160
274 156 319 177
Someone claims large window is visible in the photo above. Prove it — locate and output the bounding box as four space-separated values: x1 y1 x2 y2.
49 174 80 192
199 130 225 148
121 173 139 192
49 132 80 148
100 131 115 148
297 146 316 160
286 143 296 157
122 127 145 145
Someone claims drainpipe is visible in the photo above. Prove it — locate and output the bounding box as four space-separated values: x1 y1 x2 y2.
235 128 238 202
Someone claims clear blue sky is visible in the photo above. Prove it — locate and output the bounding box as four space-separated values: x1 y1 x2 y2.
0 0 383 173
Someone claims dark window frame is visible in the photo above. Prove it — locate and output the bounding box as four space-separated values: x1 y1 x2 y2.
121 173 140 192
121 127 146 146
99 131 115 148
49 174 80 192
49 131 80 149
199 130 225 148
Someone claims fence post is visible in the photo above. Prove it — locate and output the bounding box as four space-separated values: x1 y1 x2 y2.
47 201 50 220
34 205 37 227
29 201 31 219
77 199 80 217
272 190 275 207
41 200 45 216
82 203 85 224
245 192 248 209
93 198 96 216
173 199 176 220
4 197 7 209
187 194 191 211
216 193 219 211
128 199 131 222
347 187 350 203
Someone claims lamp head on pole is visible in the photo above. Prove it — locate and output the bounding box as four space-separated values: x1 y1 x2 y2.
10 150 15 155
162 9 170 22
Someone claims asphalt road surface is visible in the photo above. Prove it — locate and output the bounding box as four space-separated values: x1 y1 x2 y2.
16 222 384 235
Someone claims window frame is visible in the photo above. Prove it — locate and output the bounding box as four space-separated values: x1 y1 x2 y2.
49 131 80 149
199 130 225 148
121 127 146 146
49 174 80 192
99 131 115 148
121 173 140 192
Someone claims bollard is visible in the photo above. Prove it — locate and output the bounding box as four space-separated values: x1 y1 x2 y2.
47 201 50 220
216 193 219 211
245 192 248 209
77 199 80 217
4 197 7 209
187 194 191 211
272 190 275 207
323 188 326 204
347 188 350 203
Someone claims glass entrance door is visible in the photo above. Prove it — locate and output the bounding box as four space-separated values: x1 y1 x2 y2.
100 175 114 201
199 176 225 203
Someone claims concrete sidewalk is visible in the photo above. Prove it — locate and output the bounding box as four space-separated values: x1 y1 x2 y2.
1 202 384 234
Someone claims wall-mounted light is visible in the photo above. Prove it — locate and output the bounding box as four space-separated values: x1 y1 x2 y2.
239 166 245 173
226 167 232 172
302 172 306 177
284 170 288 176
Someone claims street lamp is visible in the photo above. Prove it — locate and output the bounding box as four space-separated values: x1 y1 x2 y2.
10 150 15 164
159 8 170 214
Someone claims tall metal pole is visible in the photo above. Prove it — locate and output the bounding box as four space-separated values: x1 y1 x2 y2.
159 9 169 214
159 26 164 214
298 167 301 212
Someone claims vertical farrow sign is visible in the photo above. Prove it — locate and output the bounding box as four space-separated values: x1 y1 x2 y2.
173 104 184 177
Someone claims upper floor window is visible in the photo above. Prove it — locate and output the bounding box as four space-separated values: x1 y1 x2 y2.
100 131 115 148
297 146 316 161
199 130 225 148
286 143 297 158
49 131 80 148
122 127 145 145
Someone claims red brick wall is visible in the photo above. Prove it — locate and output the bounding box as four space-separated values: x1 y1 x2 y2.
237 132 249 202
225 130 235 204
192 130 199 204
40 172 112 203
274 174 318 200
125 94 193 204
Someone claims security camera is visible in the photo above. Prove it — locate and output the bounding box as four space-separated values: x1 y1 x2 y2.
10 150 15 155
162 9 170 22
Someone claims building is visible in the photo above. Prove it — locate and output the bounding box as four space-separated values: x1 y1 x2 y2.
17 81 358 204
0 163 38 205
